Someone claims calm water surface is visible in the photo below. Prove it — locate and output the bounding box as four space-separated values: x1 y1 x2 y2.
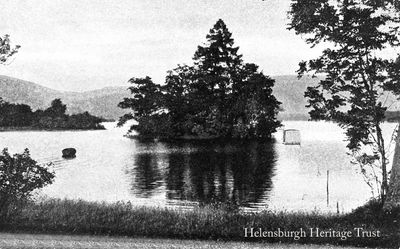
0 121 397 213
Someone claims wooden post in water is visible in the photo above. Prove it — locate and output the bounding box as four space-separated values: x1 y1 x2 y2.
327 170 330 207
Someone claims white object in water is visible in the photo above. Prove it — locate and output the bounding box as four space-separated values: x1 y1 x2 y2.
283 129 301 145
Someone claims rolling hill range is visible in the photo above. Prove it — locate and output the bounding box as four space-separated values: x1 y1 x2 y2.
272 75 400 120
0 75 131 120
0 75 398 120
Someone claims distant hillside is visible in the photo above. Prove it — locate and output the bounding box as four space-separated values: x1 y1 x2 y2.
0 75 317 121
272 75 319 120
272 75 400 120
0 75 130 120
1 75 398 121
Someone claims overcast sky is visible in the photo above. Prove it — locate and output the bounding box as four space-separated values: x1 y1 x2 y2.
0 0 321 92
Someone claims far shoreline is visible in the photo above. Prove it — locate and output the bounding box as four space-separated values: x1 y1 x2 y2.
0 126 105 132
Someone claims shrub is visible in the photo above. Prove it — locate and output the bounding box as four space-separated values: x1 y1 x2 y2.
0 148 55 220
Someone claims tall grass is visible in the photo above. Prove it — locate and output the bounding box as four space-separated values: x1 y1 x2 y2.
1 198 399 248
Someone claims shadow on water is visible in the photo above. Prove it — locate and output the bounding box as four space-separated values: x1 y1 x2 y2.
128 140 277 209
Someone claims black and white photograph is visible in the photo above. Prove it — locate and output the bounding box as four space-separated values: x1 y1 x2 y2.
0 0 399 248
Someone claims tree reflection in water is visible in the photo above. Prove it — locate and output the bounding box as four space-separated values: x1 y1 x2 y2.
130 140 277 208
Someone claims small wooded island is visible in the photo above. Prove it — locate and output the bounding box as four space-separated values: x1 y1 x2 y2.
0 98 105 130
118 19 281 140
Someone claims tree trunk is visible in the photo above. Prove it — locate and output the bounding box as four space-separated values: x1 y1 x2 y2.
385 125 400 208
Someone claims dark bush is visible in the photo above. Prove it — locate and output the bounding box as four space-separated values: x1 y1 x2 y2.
0 148 55 221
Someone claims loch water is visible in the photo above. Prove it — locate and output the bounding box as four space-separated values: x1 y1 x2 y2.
1 121 397 213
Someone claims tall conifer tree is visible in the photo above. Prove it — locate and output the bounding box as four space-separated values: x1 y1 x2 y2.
193 19 243 114
119 19 281 140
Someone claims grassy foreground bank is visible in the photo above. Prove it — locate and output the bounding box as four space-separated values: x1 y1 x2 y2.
1 199 399 248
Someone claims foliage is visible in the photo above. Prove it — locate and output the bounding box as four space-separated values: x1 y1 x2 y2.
66 112 105 130
192 19 243 114
43 98 67 117
0 99 33 127
118 77 163 118
2 198 399 248
0 34 20 65
0 148 54 220
119 19 281 140
0 98 105 130
131 114 173 139
288 0 400 201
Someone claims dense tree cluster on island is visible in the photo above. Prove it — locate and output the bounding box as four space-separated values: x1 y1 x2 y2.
0 98 105 130
118 19 281 140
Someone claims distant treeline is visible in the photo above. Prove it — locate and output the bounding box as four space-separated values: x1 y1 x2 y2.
0 98 105 130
